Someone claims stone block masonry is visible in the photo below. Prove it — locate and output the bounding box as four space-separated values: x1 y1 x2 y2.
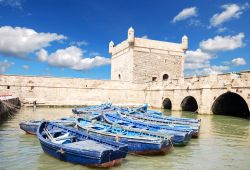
1 71 250 115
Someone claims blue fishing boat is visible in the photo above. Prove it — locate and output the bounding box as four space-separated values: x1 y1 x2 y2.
116 105 201 125
132 104 163 116
72 103 113 114
138 111 201 124
118 110 200 138
77 117 173 155
102 112 192 146
19 118 76 135
110 103 200 125
37 121 128 167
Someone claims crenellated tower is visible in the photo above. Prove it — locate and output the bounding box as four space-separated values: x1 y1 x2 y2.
109 27 187 83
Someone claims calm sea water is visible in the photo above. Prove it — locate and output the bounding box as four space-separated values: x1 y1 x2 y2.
0 107 250 170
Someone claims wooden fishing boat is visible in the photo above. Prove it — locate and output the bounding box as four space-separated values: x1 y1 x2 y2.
118 110 200 138
72 103 113 115
19 118 76 135
37 121 128 167
115 105 201 125
76 117 173 155
103 112 192 146
72 104 200 137
131 104 163 116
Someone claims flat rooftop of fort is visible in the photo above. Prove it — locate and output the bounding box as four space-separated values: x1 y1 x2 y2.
109 27 188 56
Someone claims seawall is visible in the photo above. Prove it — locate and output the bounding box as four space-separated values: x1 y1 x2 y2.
1 71 250 115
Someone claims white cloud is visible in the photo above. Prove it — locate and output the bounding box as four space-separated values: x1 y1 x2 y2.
185 49 213 70
184 34 244 75
0 26 66 57
22 65 29 69
70 40 88 46
210 3 249 27
36 49 48 61
172 7 198 23
141 35 149 39
0 0 23 9
185 31 247 76
37 46 110 70
202 65 230 75
231 57 246 66
200 33 244 52
0 60 13 73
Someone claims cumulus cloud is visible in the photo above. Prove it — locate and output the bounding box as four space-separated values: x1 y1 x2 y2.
37 46 110 70
36 49 48 61
185 49 213 69
185 32 246 76
0 26 66 57
200 33 244 52
210 3 249 27
231 57 246 66
0 60 13 73
172 7 198 23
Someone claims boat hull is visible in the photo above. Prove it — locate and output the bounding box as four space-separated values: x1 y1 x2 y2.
37 122 128 167
103 113 191 146
19 119 76 135
19 121 39 135
76 118 173 154
39 140 117 167
78 128 172 155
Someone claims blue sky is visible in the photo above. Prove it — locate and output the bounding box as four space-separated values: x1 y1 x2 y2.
0 0 249 79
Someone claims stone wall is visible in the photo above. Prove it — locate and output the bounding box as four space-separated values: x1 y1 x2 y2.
0 71 249 115
133 50 183 83
0 75 147 107
111 47 134 82
148 71 250 114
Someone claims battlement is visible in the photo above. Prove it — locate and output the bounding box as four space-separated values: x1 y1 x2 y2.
110 37 184 56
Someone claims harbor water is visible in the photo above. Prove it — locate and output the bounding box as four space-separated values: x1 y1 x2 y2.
0 107 250 170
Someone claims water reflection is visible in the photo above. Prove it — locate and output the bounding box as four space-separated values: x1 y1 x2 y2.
0 107 249 170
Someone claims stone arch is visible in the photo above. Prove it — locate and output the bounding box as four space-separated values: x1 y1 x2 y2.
181 96 198 112
211 91 250 118
162 98 172 109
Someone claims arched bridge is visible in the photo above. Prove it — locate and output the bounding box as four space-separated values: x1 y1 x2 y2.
147 71 250 118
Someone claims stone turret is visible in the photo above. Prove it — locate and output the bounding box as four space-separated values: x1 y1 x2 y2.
109 41 114 54
182 35 188 51
127 27 135 45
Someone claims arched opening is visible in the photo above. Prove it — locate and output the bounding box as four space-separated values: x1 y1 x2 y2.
118 74 121 80
163 74 169 81
212 92 250 118
181 96 198 112
162 98 172 109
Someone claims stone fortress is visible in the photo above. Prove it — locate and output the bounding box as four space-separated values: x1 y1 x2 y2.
0 28 249 117
110 27 186 83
